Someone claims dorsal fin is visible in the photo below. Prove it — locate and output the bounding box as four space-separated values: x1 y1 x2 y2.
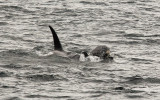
49 26 63 51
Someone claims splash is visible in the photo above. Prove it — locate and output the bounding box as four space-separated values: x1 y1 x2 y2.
79 53 102 62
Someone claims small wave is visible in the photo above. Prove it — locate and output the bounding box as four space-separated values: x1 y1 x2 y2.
145 77 160 84
80 1 94 5
1 35 35 43
2 97 21 100
54 96 71 99
53 8 77 16
145 34 160 37
131 57 154 62
125 75 160 84
0 49 36 57
123 1 136 4
110 1 136 4
114 86 125 90
33 46 46 51
26 94 70 99
1 85 16 89
0 22 8 26
125 75 144 84
1 63 29 69
114 86 145 97
0 5 34 13
80 1 108 6
133 57 155 64
25 74 68 82
0 71 10 77
117 34 160 45
126 95 143 99
26 94 53 99
124 34 144 37
99 40 140 45
70 34 83 37
144 39 160 45
1 35 24 41
114 86 145 99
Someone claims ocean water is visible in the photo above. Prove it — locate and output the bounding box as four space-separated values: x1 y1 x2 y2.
0 0 160 100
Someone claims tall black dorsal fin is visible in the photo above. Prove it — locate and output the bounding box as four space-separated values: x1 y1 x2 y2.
49 26 63 51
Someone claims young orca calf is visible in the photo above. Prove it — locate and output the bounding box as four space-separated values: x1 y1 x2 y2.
49 25 113 61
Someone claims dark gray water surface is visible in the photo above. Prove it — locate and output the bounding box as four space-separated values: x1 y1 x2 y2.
0 0 160 100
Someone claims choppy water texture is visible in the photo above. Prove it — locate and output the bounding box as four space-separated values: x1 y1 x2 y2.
0 0 160 100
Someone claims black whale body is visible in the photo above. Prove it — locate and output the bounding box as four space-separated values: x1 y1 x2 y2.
48 25 113 61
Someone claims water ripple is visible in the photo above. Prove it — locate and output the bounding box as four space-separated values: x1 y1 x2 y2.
0 0 160 99
25 74 68 82
0 5 34 13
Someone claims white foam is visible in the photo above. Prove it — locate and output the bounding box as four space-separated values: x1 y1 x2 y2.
79 54 102 62
36 51 53 56
79 53 86 61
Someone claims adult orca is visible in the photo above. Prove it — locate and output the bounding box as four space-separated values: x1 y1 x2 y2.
49 25 80 59
48 25 113 61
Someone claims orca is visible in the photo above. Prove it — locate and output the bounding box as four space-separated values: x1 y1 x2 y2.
48 25 113 61
49 25 80 59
